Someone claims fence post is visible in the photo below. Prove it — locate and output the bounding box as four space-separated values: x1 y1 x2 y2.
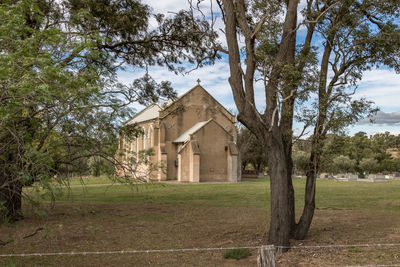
257 245 276 267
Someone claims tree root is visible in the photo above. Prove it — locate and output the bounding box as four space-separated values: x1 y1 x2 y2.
23 227 44 239
0 239 13 246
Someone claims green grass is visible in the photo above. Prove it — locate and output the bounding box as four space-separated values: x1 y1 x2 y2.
64 175 119 185
25 178 400 213
348 246 363 253
32 175 121 188
223 248 251 260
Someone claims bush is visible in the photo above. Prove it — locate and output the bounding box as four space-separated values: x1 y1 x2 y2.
223 248 251 260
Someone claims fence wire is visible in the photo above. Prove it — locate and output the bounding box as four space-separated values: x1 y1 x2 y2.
1 243 400 258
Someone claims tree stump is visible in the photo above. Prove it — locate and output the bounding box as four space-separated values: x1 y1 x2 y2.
257 245 276 267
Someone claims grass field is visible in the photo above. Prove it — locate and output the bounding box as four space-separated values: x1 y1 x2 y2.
1 178 400 266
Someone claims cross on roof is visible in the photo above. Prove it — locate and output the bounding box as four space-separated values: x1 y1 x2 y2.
196 78 201 85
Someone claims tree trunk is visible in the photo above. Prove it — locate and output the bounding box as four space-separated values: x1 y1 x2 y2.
294 151 318 239
267 130 291 249
280 103 296 237
0 176 23 223
294 118 325 239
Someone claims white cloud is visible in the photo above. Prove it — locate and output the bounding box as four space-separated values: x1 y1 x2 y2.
347 124 400 136
145 0 214 14
358 111 400 125
354 69 400 110
145 0 187 14
116 60 235 111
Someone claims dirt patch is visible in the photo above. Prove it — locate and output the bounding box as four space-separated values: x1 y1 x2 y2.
1 203 400 266
0 203 265 266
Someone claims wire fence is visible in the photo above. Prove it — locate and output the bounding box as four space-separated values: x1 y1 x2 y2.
0 245 263 257
1 242 400 258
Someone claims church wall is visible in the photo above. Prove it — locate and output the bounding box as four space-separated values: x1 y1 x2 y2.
192 121 232 181
117 85 239 182
159 86 236 180
178 144 191 182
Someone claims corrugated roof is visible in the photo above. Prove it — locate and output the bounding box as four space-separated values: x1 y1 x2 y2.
173 120 211 143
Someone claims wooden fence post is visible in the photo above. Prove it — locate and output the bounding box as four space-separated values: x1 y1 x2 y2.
257 245 276 267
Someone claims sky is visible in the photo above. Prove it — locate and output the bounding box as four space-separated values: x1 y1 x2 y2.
117 0 400 137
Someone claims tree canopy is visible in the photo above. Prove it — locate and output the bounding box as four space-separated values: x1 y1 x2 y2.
0 0 218 222
209 0 400 246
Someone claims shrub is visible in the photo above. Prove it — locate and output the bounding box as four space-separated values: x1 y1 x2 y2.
223 248 251 260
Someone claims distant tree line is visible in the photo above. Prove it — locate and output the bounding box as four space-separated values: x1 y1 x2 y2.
239 130 400 175
293 131 400 175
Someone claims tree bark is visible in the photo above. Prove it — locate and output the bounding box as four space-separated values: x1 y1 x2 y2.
221 0 299 248
293 7 339 237
0 177 23 223
267 129 291 249
294 150 319 239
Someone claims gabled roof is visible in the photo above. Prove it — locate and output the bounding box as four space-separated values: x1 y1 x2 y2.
124 84 235 125
124 100 172 125
160 85 235 121
173 120 211 143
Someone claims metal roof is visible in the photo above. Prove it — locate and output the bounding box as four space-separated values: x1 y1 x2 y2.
125 100 172 125
173 120 211 143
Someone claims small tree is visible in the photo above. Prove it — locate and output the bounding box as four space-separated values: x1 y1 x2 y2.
359 158 378 175
292 151 310 176
237 127 267 172
332 155 356 174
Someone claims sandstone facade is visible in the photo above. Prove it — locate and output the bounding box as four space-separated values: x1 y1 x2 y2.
117 85 240 182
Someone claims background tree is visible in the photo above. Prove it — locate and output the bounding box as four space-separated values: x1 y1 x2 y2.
292 151 310 176
0 0 218 222
359 158 378 175
237 127 267 172
332 155 356 174
296 132 400 175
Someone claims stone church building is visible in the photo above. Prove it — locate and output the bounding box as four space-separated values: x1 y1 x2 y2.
117 84 240 182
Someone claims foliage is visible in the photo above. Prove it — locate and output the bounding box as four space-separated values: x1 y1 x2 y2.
223 248 251 260
359 158 378 174
0 0 218 221
297 132 400 174
208 0 400 245
237 127 267 171
332 155 356 174
292 150 310 175
88 157 114 177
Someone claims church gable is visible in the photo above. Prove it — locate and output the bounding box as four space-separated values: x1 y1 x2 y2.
159 85 234 123
117 83 240 183
158 85 236 143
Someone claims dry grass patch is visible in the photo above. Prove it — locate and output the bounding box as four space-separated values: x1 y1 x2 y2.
1 179 400 266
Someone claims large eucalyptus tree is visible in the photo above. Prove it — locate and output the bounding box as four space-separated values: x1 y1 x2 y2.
212 0 399 247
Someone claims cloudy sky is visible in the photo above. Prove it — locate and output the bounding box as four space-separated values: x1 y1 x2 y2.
118 0 400 137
